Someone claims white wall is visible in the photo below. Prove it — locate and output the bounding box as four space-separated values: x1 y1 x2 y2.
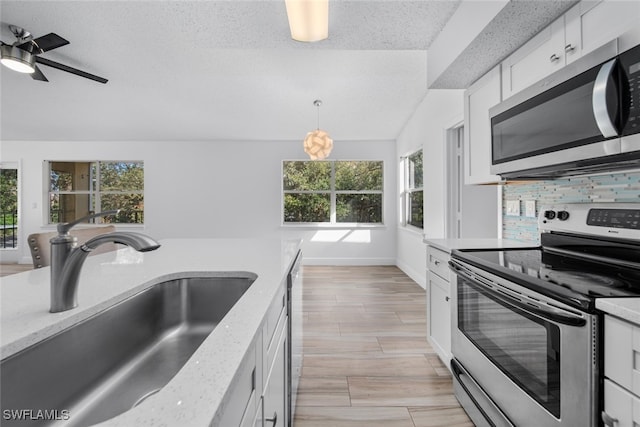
0 139 397 265
395 90 464 287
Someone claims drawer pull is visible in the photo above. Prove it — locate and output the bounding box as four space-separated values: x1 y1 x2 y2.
601 411 618 426
564 44 575 53
550 53 560 62
266 411 278 426
434 260 441 266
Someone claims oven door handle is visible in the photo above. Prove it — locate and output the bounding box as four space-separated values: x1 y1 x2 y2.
449 261 586 327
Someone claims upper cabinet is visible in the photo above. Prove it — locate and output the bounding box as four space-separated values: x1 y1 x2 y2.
502 0 640 100
464 65 502 185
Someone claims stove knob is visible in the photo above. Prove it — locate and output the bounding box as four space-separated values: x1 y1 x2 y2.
544 210 556 220
557 211 570 221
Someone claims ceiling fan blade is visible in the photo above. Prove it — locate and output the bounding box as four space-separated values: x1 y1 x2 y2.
30 33 69 52
31 65 49 82
35 56 108 84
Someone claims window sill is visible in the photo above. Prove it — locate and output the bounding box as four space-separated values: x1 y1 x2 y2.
398 225 424 237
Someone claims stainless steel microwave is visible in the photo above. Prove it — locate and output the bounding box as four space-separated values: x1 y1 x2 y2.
490 30 640 179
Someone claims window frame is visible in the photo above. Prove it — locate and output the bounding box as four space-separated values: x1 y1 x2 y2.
46 160 145 226
281 159 385 227
401 149 424 230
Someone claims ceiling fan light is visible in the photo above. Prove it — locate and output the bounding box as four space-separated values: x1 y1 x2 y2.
285 0 328 42
0 45 35 74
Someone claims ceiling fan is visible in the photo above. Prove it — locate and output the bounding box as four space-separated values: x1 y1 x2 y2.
0 24 108 84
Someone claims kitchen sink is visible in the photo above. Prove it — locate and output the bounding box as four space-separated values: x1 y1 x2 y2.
0 274 256 426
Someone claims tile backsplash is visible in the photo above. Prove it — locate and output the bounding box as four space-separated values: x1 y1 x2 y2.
502 171 640 243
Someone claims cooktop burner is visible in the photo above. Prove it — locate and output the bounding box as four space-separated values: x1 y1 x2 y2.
454 247 640 310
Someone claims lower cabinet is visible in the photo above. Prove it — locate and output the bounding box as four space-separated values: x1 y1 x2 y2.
427 272 451 363
602 314 640 427
263 319 288 427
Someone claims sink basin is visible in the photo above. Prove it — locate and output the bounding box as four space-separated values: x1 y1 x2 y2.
1 274 256 427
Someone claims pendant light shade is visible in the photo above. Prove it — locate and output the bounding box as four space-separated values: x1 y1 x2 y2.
303 100 333 160
0 44 36 74
285 0 329 42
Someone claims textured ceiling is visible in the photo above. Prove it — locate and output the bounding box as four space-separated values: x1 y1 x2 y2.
0 1 569 142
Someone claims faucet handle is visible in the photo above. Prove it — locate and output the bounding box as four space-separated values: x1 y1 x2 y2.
57 209 120 235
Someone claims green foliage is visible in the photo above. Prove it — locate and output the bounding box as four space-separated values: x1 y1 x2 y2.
335 161 383 191
0 168 18 226
408 190 424 229
408 151 423 189
283 160 383 224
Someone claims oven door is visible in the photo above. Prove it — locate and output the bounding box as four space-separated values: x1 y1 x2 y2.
449 259 599 427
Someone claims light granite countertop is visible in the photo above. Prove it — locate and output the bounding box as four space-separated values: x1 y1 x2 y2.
423 237 537 253
596 298 640 325
1 238 301 426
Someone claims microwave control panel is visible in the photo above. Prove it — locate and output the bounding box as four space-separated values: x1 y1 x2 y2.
621 44 640 134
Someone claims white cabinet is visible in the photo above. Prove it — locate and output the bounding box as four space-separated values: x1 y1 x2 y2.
426 245 452 366
463 65 502 185
502 0 640 100
263 316 288 427
602 315 640 426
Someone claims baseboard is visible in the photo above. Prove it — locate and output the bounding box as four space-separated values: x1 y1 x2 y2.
302 257 396 266
396 259 426 289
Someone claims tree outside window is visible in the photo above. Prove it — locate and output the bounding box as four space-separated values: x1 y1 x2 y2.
283 160 383 224
48 161 144 225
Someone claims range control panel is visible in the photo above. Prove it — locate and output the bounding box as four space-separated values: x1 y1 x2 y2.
539 203 640 240
586 208 640 229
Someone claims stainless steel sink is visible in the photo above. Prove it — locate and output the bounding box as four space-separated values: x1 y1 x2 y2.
1 274 256 427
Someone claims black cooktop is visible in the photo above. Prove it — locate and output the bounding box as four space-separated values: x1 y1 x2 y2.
452 244 640 312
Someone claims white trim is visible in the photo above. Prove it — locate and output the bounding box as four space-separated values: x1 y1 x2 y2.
302 257 395 266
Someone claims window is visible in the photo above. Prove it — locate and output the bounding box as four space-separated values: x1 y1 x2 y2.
402 150 423 229
0 165 18 248
283 160 383 225
48 161 144 225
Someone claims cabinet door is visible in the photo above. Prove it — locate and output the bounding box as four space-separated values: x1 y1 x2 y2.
263 321 288 427
603 379 640 427
501 18 565 99
427 271 451 365
565 0 640 63
464 65 501 184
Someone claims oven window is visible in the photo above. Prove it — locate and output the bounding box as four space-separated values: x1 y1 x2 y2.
458 279 561 418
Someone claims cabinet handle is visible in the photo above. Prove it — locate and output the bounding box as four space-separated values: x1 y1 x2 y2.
434 260 441 266
550 53 560 62
565 44 575 53
601 411 618 426
266 412 278 426
445 296 450 302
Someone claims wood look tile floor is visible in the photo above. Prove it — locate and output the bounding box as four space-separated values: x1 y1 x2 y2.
294 266 473 427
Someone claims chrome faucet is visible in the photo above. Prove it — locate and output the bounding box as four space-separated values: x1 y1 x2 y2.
50 210 160 313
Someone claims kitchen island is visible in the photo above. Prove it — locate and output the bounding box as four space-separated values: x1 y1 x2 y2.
1 238 301 426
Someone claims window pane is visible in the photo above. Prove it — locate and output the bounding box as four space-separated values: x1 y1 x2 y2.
284 193 330 222
0 168 18 248
283 161 331 191
48 193 93 224
335 161 383 191
101 194 144 224
408 151 423 189
50 162 92 192
408 190 424 229
100 162 144 191
336 194 382 223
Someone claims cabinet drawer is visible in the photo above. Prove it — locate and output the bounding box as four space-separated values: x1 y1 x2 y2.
603 379 640 427
427 246 450 281
604 315 640 396
263 283 286 353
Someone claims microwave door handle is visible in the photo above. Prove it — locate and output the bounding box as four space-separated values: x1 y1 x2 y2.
592 58 619 138
450 262 586 327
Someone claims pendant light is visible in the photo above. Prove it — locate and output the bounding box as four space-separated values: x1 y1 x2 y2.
303 100 333 160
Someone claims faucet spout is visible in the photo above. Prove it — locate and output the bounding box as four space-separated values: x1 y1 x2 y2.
50 229 160 313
